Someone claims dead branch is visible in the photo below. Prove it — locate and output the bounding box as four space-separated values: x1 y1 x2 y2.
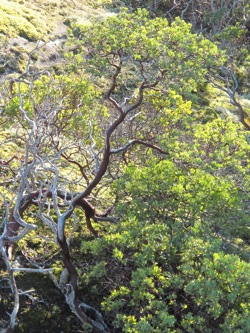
207 63 250 130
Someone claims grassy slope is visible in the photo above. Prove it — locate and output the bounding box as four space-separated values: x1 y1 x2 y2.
0 0 113 77
0 0 110 40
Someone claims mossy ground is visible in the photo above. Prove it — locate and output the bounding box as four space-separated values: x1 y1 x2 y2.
0 0 110 41
0 0 113 77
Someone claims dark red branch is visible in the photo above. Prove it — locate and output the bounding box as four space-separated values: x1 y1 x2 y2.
0 155 19 165
51 136 90 184
110 139 169 155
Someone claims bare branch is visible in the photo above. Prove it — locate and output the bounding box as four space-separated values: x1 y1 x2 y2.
110 139 169 155
207 63 250 130
11 267 54 273
105 53 124 115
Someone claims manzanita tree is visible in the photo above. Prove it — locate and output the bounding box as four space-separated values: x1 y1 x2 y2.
78 114 250 333
0 8 231 332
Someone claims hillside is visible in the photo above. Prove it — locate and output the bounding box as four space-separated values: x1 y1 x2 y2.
0 0 111 76
0 2 250 333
